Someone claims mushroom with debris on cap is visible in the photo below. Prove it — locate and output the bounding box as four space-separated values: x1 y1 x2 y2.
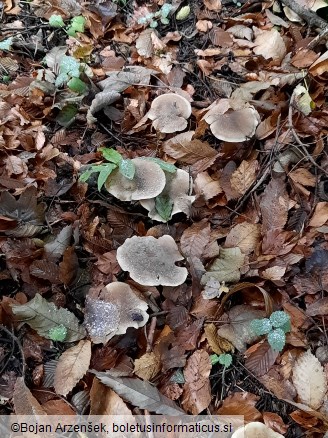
203 98 260 142
147 93 192 133
116 235 188 286
84 282 148 344
231 422 284 438
140 168 195 222
104 157 166 201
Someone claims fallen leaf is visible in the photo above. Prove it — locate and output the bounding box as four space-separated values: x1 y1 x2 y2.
54 340 91 397
217 391 261 422
260 178 289 232
134 352 161 381
225 222 260 254
13 377 47 415
201 247 245 284
245 341 279 377
253 29 286 61
180 220 210 259
306 297 328 316
195 171 223 201
90 377 131 415
289 168 316 187
230 160 258 196
309 202 328 227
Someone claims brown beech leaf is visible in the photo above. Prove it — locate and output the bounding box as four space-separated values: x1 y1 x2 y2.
42 399 76 415
13 377 47 415
309 202 328 227
181 350 212 414
90 377 131 415
204 323 234 354
245 341 279 377
54 340 92 397
225 222 260 254
180 220 210 259
163 131 219 172
306 297 328 316
59 246 79 285
195 171 223 201
260 177 289 232
253 29 286 61
134 352 161 381
263 412 288 435
217 391 261 422
230 160 258 196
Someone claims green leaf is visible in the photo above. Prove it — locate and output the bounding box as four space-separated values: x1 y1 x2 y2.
100 148 122 165
67 77 87 94
119 159 135 180
11 294 86 342
269 311 290 329
0 37 13 51
70 16 86 33
48 324 67 342
56 104 78 127
250 318 272 336
218 353 232 368
67 26 77 37
97 164 116 191
176 5 190 20
59 56 80 77
79 168 94 183
142 157 177 173
210 354 220 365
49 14 65 28
155 194 173 222
268 328 286 352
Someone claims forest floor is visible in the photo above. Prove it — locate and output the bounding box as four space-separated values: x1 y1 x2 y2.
1 0 328 436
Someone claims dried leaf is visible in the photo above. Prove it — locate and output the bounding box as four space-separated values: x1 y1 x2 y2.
245 341 279 377
230 160 258 196
181 350 212 414
54 340 91 397
292 350 327 409
253 29 286 61
11 293 86 342
90 378 131 415
91 370 185 415
30 260 60 284
309 202 328 227
217 391 261 422
260 178 289 232
201 247 245 284
134 352 161 381
204 323 234 354
225 222 260 254
306 297 328 316
13 377 47 415
194 171 223 201
180 220 210 259
44 225 72 259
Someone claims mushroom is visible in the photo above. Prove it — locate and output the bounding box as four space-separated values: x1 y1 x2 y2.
203 98 260 142
84 282 148 344
104 157 166 201
140 169 195 222
147 93 192 133
116 235 188 286
231 422 284 438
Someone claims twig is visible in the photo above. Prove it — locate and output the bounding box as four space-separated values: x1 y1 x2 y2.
0 325 25 377
280 0 327 29
145 317 157 353
308 27 328 49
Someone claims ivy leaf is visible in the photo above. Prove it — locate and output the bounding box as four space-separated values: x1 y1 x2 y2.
97 164 116 191
268 328 285 352
155 194 173 222
11 294 86 342
119 159 135 180
100 148 122 165
141 157 177 173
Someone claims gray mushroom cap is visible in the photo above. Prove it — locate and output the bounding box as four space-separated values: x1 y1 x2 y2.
140 169 195 222
104 157 166 201
147 93 192 133
116 235 188 286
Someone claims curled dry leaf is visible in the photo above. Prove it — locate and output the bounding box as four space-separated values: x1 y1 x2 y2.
105 158 166 201
54 340 91 397
232 421 284 438
201 247 245 285
292 350 327 409
194 171 223 201
253 29 286 62
140 169 195 222
116 235 187 286
309 202 328 227
147 93 192 133
84 282 149 344
203 99 260 142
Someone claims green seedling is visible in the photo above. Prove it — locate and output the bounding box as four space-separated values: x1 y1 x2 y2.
250 310 291 352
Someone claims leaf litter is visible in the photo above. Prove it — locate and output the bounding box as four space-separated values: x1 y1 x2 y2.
1 0 328 434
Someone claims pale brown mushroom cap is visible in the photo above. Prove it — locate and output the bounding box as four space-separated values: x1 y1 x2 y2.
148 93 192 134
231 422 284 438
116 235 188 286
140 169 195 222
104 157 166 201
204 99 260 142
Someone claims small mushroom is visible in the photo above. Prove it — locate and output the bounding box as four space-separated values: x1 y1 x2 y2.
147 93 192 133
203 98 260 142
231 422 284 438
104 157 166 201
84 282 148 344
140 169 195 222
116 235 188 286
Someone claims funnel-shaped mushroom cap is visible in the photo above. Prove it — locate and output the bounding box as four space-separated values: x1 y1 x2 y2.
104 157 166 201
231 422 284 438
140 169 195 222
204 99 260 142
116 235 188 286
148 93 192 133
